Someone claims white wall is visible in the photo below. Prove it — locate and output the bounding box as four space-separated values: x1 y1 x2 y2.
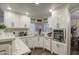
71 19 77 26
71 19 79 35
48 5 71 54
4 11 31 28
0 9 4 23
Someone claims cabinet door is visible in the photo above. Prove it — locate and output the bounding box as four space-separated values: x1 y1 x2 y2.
44 38 51 51
4 11 20 28
33 36 38 48
25 16 31 28
27 37 34 48
38 36 44 48
34 36 44 48
13 14 20 28
52 41 67 55
20 15 31 28
4 11 13 28
0 44 11 55
58 44 67 55
52 41 59 54
20 15 26 28
20 37 27 45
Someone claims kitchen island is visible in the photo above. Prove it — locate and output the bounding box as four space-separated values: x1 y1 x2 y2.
0 32 31 55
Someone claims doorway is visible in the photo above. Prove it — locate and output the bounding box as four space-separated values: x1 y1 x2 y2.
71 9 79 55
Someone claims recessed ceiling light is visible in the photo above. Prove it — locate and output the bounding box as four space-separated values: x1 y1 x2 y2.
8 7 12 10
35 3 40 5
49 9 52 12
25 12 29 15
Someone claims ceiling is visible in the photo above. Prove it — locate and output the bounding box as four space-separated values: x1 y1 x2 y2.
70 3 79 19
0 3 79 18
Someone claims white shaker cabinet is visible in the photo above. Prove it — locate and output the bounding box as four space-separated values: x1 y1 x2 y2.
20 15 31 28
4 11 14 28
4 11 20 28
33 36 38 48
20 36 34 49
32 35 43 48
37 36 44 48
4 11 31 28
20 15 27 28
0 44 11 55
26 36 35 49
12 14 20 28
52 41 67 55
44 37 51 51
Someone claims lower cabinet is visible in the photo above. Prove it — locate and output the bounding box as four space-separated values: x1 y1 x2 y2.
21 36 51 51
25 36 45 49
19 36 68 55
33 36 38 48
26 37 34 48
33 36 51 51
52 41 67 55
20 37 33 49
0 43 12 55
37 36 44 48
44 38 51 51
33 36 44 48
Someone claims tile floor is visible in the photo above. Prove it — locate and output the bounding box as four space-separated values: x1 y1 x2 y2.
30 48 51 55
30 48 79 55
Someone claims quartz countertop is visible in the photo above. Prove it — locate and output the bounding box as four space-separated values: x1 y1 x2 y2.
0 32 15 42
12 37 31 55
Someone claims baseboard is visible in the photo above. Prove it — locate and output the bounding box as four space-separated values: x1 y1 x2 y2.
52 52 58 55
30 47 51 53
29 47 60 55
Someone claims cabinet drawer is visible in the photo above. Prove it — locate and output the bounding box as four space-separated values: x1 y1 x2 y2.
52 41 67 55
58 44 67 55
0 44 11 55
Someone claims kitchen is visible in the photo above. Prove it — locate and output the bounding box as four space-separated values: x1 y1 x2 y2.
0 3 78 55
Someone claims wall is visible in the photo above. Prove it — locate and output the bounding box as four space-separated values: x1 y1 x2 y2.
48 5 71 54
71 19 79 35
71 19 77 26
0 9 4 23
4 11 31 28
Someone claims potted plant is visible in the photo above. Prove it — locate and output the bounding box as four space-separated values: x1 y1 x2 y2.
0 24 6 32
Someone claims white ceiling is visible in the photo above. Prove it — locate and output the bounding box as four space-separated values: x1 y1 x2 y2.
0 3 79 18
71 3 79 19
0 3 63 18
71 10 79 19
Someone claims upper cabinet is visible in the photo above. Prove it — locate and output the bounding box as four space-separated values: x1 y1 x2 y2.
31 18 48 23
4 11 14 28
4 11 31 28
48 16 57 29
4 11 20 28
20 15 31 28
